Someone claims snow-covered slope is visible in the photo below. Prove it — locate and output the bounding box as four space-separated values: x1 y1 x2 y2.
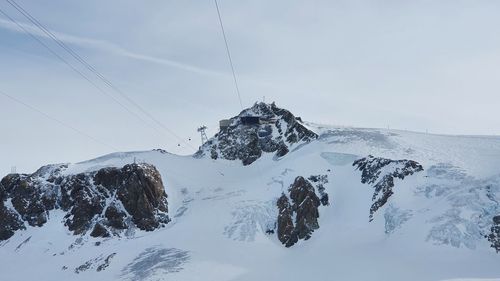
1 104 500 281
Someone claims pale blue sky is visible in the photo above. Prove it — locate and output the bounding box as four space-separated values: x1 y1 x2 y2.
1 0 500 174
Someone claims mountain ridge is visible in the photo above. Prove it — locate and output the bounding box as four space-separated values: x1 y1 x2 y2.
1 103 500 281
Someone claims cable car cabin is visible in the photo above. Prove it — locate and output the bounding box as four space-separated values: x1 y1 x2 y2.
240 116 261 126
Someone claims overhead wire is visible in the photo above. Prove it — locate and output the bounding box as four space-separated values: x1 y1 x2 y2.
0 90 119 151
1 1 264 181
3 0 196 150
6 0 112 89
214 0 243 110
213 0 271 184
0 6 154 131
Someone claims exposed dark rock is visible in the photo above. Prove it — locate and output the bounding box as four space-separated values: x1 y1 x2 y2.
75 252 117 273
0 181 5 201
75 261 92 274
487 215 500 252
276 176 323 247
308 175 330 206
90 223 110 238
104 205 127 230
320 194 329 206
276 144 290 158
94 164 169 231
0 163 170 240
64 174 105 235
113 164 169 231
96 253 116 272
353 155 423 221
289 177 321 240
2 174 50 227
93 168 122 190
277 193 297 247
494 216 500 224
195 102 318 165
0 201 25 240
265 229 275 235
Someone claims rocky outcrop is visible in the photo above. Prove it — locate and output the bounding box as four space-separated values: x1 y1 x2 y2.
94 164 169 231
1 173 55 227
308 175 329 206
104 204 127 230
276 176 322 247
290 177 321 240
353 155 423 221
90 223 110 238
195 102 318 165
62 173 106 235
487 215 500 252
0 163 169 241
277 194 297 247
0 201 25 240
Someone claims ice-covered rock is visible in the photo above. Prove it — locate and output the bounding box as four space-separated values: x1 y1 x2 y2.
353 155 423 221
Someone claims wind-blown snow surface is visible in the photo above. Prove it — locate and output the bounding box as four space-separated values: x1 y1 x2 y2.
2 126 500 281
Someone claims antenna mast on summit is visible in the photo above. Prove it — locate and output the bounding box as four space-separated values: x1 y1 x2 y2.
198 126 209 145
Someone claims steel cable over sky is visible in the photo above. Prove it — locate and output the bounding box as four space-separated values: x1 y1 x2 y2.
0 6 161 137
4 0 196 150
214 0 244 110
0 90 119 151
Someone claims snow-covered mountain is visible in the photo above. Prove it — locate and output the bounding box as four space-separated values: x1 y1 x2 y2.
1 102 500 281
195 102 317 165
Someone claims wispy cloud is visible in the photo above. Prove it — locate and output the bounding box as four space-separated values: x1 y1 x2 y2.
0 18 224 77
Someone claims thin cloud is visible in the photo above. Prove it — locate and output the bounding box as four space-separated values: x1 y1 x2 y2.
0 18 224 77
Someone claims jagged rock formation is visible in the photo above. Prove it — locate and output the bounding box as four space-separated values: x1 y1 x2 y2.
0 163 169 240
93 164 169 231
487 215 500 252
353 155 423 221
276 194 297 247
276 176 322 247
195 102 318 165
308 175 329 206
0 200 25 240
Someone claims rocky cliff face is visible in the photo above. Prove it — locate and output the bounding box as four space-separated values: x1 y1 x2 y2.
0 197 25 240
195 102 318 165
353 155 423 221
0 163 169 240
276 176 323 247
487 215 500 252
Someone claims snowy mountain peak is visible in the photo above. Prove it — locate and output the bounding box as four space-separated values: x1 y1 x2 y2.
2 113 500 280
195 102 318 165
